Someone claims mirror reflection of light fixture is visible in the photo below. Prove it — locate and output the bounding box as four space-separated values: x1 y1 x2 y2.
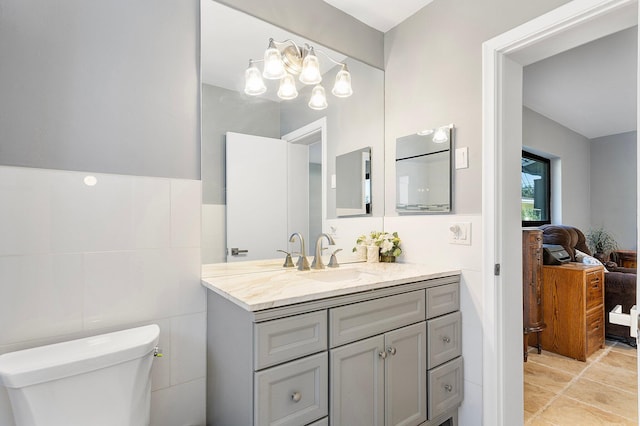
417 124 454 143
262 39 286 80
332 65 353 97
244 60 266 95
244 38 353 109
432 127 449 144
277 74 298 100
308 85 328 110
299 46 322 85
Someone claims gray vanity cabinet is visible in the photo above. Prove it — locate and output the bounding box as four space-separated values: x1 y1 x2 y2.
330 322 427 426
206 275 462 426
329 291 427 426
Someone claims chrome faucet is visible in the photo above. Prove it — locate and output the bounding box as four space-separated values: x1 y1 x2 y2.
311 233 336 269
289 232 310 271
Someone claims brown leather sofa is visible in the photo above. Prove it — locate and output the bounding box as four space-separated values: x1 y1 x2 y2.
539 225 637 345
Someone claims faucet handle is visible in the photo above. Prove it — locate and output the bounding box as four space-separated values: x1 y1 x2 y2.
328 249 343 268
276 250 295 268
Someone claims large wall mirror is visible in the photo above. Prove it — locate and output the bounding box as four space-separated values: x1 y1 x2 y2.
201 1 384 265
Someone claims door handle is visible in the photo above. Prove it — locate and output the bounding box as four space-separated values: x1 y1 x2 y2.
231 248 249 256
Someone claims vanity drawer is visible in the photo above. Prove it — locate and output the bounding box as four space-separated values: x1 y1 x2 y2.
254 310 327 370
586 271 604 311
427 311 462 369
329 290 425 348
427 357 463 421
254 352 328 426
426 283 460 319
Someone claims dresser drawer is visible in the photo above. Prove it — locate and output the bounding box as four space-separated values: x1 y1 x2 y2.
427 311 462 369
586 309 604 352
427 357 463 421
254 352 328 426
255 310 327 370
426 283 460 319
585 271 603 311
329 290 425 348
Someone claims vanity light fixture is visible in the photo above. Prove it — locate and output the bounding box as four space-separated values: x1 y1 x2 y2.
244 38 353 110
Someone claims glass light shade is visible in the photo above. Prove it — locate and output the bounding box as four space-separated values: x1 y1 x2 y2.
299 52 322 85
244 64 266 96
308 85 328 110
277 74 298 100
331 68 353 97
262 47 286 80
433 127 449 143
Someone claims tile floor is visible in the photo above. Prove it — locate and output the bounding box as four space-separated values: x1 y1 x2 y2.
524 340 638 425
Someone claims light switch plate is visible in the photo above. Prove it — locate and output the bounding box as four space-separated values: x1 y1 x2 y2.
455 147 469 169
449 222 471 245
331 174 336 189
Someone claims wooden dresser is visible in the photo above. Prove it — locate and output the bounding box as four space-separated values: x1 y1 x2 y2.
615 250 637 268
522 230 545 361
540 263 605 361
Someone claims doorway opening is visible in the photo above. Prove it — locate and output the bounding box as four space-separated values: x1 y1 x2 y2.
482 0 639 424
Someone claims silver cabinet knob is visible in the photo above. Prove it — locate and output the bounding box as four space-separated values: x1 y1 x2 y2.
386 346 397 356
291 391 302 402
442 336 451 343
444 384 453 392
378 351 387 359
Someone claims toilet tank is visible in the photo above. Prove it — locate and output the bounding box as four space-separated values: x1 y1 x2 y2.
0 324 160 426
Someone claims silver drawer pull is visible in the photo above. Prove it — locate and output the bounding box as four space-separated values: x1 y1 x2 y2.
386 346 397 356
442 336 451 343
444 384 453 392
291 391 302 402
378 351 387 359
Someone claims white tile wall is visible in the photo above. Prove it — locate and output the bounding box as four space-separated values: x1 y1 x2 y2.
201 203 226 264
0 166 205 426
383 214 483 423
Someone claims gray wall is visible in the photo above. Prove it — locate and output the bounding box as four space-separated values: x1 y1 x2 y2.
214 0 384 69
201 84 281 205
383 0 571 215
591 131 637 250
0 0 200 180
522 107 593 231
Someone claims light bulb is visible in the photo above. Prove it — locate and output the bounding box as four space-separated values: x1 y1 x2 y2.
308 85 328 110
332 67 353 97
263 46 285 80
299 48 322 85
244 62 266 96
277 74 298 100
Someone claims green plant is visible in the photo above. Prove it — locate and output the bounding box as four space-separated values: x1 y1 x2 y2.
586 227 618 257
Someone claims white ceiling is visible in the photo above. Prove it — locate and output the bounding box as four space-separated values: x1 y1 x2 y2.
524 26 637 139
322 0 434 32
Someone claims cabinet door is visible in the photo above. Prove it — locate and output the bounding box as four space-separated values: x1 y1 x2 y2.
385 322 427 426
330 335 385 426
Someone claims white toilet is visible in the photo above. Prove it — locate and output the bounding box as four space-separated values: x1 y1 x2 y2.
0 324 160 426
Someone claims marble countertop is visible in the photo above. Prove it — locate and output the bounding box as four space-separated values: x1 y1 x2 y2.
201 260 460 312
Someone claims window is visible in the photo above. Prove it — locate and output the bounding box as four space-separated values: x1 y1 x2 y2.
521 150 550 226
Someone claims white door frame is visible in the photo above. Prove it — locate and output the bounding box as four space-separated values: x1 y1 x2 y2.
481 0 639 424
282 117 328 233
